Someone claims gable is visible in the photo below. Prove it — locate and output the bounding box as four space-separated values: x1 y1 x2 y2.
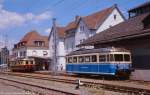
96 7 125 33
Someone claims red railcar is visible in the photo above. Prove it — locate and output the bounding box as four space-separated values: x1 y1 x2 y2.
9 58 36 72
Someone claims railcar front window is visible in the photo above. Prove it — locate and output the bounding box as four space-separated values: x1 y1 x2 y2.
114 54 123 62
92 55 97 62
85 56 90 62
73 57 77 63
124 54 130 61
99 55 106 62
79 56 84 63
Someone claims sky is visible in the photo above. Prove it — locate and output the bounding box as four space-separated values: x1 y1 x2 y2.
0 0 149 49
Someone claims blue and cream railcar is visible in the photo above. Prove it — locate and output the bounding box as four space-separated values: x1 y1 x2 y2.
66 48 132 77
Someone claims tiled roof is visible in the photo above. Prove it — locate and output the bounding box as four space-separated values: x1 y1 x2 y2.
53 4 120 38
79 13 150 46
66 5 115 30
82 6 115 29
15 31 49 49
129 1 150 12
55 5 116 38
56 27 66 38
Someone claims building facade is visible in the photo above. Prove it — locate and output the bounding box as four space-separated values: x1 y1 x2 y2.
65 4 125 54
49 4 125 71
12 31 50 70
13 31 50 59
49 25 66 71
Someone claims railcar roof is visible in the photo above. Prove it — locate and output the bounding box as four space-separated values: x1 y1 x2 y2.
67 48 130 56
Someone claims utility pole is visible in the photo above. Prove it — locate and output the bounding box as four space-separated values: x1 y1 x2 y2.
52 18 57 75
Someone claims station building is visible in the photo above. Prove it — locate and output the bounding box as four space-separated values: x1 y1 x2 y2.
12 31 50 70
49 4 125 71
79 1 150 81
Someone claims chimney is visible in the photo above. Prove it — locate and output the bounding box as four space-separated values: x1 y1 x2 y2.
75 15 80 23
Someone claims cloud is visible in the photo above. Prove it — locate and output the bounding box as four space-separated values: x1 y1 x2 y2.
45 28 51 34
0 5 52 29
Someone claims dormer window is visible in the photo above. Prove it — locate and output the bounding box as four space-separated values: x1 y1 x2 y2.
34 41 45 47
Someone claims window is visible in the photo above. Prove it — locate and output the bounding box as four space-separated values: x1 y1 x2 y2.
85 56 90 62
73 57 77 63
68 57 72 63
79 56 84 63
99 55 106 62
109 54 114 61
114 14 116 20
80 26 84 31
107 55 109 61
23 51 26 57
80 40 82 44
124 54 130 61
20 52 24 57
79 39 85 44
26 61 28 65
34 41 45 47
92 55 97 62
30 61 33 64
114 54 123 62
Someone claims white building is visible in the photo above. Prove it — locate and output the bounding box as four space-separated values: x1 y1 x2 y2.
49 4 125 71
13 31 50 59
65 4 125 54
49 24 66 71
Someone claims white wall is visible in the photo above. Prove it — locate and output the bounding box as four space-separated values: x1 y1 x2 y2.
27 48 50 57
74 19 95 50
75 20 90 46
58 39 66 56
96 8 124 33
13 47 26 58
65 36 75 54
49 28 66 71
13 47 50 59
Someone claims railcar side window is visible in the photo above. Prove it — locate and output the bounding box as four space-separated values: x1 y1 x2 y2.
30 61 33 64
107 55 110 61
73 57 77 63
66 58 68 63
110 54 114 61
79 56 84 63
114 54 123 61
68 57 73 63
99 55 106 62
26 61 29 65
85 56 90 62
124 54 130 61
92 55 97 62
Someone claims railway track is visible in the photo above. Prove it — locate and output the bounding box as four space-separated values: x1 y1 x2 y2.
1 72 150 95
0 73 79 95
